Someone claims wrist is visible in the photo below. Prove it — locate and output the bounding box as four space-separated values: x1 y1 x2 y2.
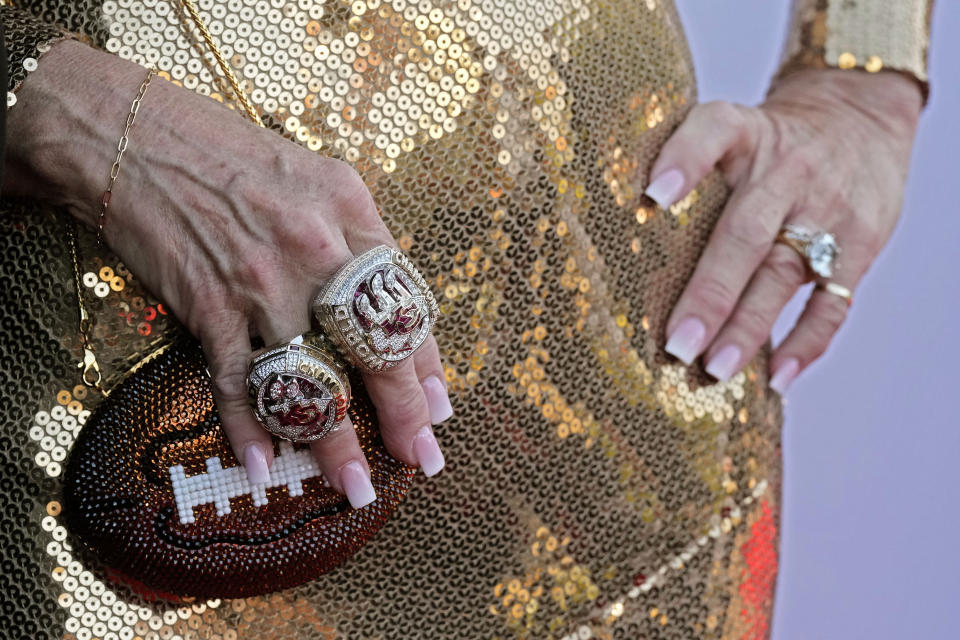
767 68 922 134
3 40 151 226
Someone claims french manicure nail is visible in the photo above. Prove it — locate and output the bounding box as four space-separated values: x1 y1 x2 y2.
665 317 706 365
644 169 686 208
340 461 377 509
243 443 271 484
705 345 743 382
770 358 800 395
421 375 453 424
412 425 445 477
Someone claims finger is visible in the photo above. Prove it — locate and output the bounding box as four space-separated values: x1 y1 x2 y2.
253 304 312 347
644 101 759 209
202 309 275 485
663 168 796 366
328 164 394 252
363 358 445 476
701 243 810 382
247 238 371 504
768 228 870 394
309 417 377 509
413 335 453 425
767 283 851 395
334 186 446 475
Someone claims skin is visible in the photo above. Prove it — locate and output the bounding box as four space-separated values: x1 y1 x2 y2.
651 68 923 389
4 41 922 487
5 40 450 497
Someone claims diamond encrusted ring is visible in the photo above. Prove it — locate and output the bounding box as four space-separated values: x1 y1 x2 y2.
312 245 439 373
247 333 351 442
775 223 840 279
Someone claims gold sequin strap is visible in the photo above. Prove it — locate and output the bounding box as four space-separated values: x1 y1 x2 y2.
777 0 933 99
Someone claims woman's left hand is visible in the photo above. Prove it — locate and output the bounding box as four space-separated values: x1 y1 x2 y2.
645 68 923 394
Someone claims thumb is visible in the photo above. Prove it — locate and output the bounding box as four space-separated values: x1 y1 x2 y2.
644 100 759 208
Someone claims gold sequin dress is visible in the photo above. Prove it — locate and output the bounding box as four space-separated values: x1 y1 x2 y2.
0 0 931 638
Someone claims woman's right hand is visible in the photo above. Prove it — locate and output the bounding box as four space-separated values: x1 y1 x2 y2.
5 40 452 507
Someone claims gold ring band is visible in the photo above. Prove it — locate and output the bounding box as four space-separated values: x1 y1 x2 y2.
816 281 853 306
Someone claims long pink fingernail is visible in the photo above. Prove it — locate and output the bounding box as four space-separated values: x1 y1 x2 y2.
412 425 445 477
705 345 743 382
770 358 800 395
421 375 453 424
665 317 706 365
340 461 377 509
243 443 271 484
644 169 686 208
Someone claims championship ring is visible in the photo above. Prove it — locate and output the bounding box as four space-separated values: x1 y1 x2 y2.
312 245 439 372
247 333 351 442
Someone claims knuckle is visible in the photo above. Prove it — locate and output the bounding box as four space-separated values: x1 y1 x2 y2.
213 370 250 405
732 304 774 343
321 161 388 242
816 296 849 334
233 245 284 297
803 335 831 363
329 162 375 212
326 157 360 182
378 381 429 431
703 101 747 131
315 157 356 187
703 101 756 151
857 227 888 258
688 275 738 321
801 300 848 360
181 281 226 337
313 422 359 456
717 209 777 252
838 223 883 269
350 205 389 246
784 146 818 180
415 352 444 383
390 392 430 431
764 249 808 288
290 223 350 275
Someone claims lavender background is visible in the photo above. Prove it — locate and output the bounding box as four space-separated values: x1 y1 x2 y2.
672 2 959 638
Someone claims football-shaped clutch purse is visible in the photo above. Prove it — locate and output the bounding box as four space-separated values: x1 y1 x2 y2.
63 336 415 599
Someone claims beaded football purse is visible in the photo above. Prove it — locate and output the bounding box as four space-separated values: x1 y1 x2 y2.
62 334 414 599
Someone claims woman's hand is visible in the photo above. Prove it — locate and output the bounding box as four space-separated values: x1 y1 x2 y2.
5 41 452 506
645 69 923 393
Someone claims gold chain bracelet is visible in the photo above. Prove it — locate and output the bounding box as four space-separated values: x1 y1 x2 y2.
74 0 266 393
72 67 156 393
96 68 156 242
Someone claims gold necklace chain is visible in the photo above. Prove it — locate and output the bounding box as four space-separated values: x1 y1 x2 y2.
179 0 264 127
69 225 105 393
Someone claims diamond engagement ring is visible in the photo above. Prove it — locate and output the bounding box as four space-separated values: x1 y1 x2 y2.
312 245 439 372
247 333 351 442
775 223 840 278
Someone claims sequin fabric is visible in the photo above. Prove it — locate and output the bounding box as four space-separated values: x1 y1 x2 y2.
778 0 933 99
1 5 66 107
0 0 793 638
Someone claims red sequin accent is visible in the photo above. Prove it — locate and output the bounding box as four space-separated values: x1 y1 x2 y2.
737 498 779 640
